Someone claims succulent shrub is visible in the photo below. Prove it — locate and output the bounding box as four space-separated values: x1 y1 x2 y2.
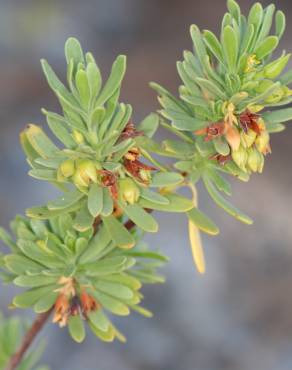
0 1 291 369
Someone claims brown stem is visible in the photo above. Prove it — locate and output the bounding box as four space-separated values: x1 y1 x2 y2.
5 308 53 370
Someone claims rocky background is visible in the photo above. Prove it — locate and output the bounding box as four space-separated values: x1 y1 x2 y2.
1 0 292 369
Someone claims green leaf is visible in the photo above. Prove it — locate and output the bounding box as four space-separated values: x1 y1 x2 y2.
34 292 58 313
138 113 159 138
195 78 227 100
20 131 41 164
25 124 58 159
65 37 84 67
5 255 42 275
88 310 110 332
187 208 219 235
122 204 158 233
29 169 56 182
14 275 58 288
79 225 111 264
75 69 90 108
262 107 292 123
93 291 130 316
46 113 76 149
95 280 134 300
84 256 134 276
213 137 230 156
203 176 253 224
222 25 238 71
203 30 224 64
96 55 126 106
89 321 115 342
13 285 56 308
240 24 254 54
26 202 81 220
138 193 193 212
265 122 285 133
255 4 275 44
100 188 114 216
47 190 84 210
207 170 232 195
247 2 263 40
254 36 278 60
102 215 135 249
190 25 207 67
140 188 170 205
88 184 103 217
227 0 241 24
275 10 286 39
41 59 77 107
73 204 94 232
150 172 184 187
86 61 102 103
68 315 86 343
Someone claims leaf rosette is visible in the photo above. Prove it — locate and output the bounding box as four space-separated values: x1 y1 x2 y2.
20 38 193 241
0 215 168 343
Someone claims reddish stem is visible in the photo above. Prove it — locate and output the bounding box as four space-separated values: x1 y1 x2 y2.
5 308 53 370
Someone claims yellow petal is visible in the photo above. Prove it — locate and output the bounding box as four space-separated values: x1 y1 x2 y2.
188 220 206 274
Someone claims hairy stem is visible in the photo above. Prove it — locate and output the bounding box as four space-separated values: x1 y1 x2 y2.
5 308 53 370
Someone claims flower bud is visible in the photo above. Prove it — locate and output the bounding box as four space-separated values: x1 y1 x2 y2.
59 159 75 178
72 130 84 144
74 160 97 187
231 146 248 171
119 178 140 204
241 129 257 148
255 131 270 153
247 148 262 173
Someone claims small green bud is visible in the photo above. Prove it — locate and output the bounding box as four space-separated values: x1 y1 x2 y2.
73 170 89 188
255 131 270 153
232 146 248 171
74 160 97 187
59 159 75 178
72 130 84 144
241 129 257 148
119 178 140 204
247 148 262 173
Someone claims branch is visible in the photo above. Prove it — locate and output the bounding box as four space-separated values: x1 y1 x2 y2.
5 208 152 370
5 308 53 370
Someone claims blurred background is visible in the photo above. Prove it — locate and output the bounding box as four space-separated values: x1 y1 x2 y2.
1 0 292 369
